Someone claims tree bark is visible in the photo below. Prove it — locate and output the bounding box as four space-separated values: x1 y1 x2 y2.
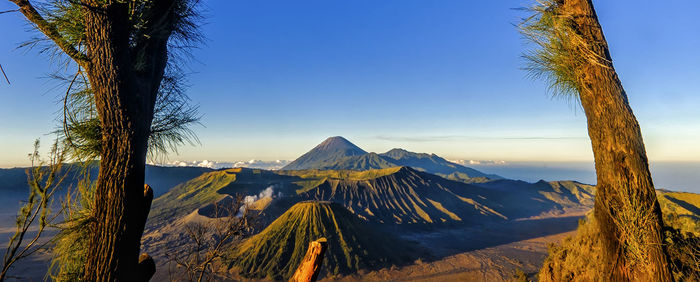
81 2 160 281
290 238 328 282
9 0 177 280
563 0 671 280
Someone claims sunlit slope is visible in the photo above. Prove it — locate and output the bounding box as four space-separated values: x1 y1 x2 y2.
658 191 700 235
147 167 302 229
230 201 417 280
296 166 507 225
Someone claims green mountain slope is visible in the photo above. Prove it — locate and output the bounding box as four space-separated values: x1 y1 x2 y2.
147 167 302 229
230 201 418 280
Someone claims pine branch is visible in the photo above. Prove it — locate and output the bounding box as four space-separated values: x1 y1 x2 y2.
8 0 88 68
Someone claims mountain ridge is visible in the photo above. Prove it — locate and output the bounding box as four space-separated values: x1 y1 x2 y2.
296 166 507 225
282 136 501 180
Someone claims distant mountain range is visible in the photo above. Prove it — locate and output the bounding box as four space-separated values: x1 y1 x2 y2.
0 164 213 197
282 136 501 181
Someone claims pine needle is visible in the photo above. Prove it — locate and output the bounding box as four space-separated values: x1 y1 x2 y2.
0 63 9 84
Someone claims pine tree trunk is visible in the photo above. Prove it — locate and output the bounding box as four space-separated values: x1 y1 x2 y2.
81 2 158 280
8 0 175 280
564 0 671 280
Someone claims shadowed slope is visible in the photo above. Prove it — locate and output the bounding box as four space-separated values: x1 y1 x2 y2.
473 179 595 217
230 201 418 280
320 152 397 171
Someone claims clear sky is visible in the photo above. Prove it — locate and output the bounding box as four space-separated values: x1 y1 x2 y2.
1 0 699 167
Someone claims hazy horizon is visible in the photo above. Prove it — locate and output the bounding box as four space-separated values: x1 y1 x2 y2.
1 134 698 168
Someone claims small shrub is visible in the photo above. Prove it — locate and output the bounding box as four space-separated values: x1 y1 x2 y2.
514 268 529 282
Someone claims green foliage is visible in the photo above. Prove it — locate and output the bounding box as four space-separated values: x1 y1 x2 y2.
518 0 609 101
539 215 603 282
514 268 530 282
49 170 95 281
229 202 417 280
57 67 201 162
19 0 203 162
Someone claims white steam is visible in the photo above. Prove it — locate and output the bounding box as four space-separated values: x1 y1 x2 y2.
239 185 282 215
244 185 276 204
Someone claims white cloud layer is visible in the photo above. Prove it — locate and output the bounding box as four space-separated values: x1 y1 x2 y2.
449 159 507 166
159 159 290 170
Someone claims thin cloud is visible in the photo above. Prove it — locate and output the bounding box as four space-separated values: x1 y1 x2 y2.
374 135 585 142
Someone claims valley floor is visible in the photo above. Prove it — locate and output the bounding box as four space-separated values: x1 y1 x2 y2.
325 210 588 282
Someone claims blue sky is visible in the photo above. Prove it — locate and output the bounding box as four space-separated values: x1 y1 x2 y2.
1 0 699 167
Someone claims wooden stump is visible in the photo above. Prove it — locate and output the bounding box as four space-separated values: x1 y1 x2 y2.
137 185 155 281
290 238 328 282
137 253 156 281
